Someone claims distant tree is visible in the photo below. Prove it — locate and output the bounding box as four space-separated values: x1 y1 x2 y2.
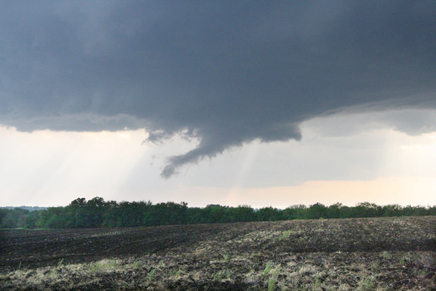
70 198 87 207
307 203 327 219
429 205 436 216
403 205 428 216
202 204 228 223
0 209 7 227
282 206 298 220
5 197 434 229
86 197 107 227
101 200 120 227
186 207 204 224
231 205 256 222
117 201 151 227
383 204 403 217
36 207 68 228
257 207 283 221
284 204 308 220
339 205 353 218
354 202 383 218
1 209 18 228
327 203 343 218
159 202 188 225
25 210 40 228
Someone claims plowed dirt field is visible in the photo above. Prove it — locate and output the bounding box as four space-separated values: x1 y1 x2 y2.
1 216 435 290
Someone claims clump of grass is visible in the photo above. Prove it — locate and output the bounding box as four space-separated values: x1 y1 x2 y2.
338 283 352 291
171 269 183 279
357 276 376 290
147 269 156 281
89 259 121 273
45 269 58 280
57 258 64 268
314 274 323 289
132 260 142 269
263 261 275 276
267 275 277 291
380 251 392 260
10 268 27 282
156 260 166 268
279 230 292 240
267 266 281 291
223 253 231 262
298 264 317 275
399 256 408 266
213 269 231 281
370 262 380 273
262 261 281 291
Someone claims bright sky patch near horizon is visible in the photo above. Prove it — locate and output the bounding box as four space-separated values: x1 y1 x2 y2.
1 1 435 208
1 109 436 208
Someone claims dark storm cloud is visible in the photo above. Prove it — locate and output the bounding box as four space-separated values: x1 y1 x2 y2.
1 1 436 177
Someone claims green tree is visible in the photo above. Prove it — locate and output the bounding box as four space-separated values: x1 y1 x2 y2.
353 202 382 218
186 207 204 224
0 209 6 227
202 204 228 223
25 210 40 228
37 207 68 228
307 203 327 219
327 203 343 218
256 207 283 221
231 205 256 222
383 204 403 217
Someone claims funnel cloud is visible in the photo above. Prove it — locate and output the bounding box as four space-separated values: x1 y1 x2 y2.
1 1 435 177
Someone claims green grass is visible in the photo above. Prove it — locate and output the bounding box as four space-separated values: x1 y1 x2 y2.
263 261 274 276
357 276 377 291
88 259 121 273
213 269 231 281
279 230 293 240
147 269 156 281
380 251 392 260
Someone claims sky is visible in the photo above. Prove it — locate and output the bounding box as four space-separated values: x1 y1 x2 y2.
1 1 436 208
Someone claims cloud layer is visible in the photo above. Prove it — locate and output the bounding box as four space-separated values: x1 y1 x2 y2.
1 1 436 177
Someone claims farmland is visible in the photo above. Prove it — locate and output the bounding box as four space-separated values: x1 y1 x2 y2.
1 216 435 290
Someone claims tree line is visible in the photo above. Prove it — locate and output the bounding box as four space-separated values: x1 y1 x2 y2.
1 197 435 229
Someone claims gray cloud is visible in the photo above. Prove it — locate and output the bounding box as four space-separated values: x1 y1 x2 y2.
1 1 435 177
304 109 436 138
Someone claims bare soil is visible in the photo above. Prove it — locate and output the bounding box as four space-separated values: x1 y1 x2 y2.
1 216 435 290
